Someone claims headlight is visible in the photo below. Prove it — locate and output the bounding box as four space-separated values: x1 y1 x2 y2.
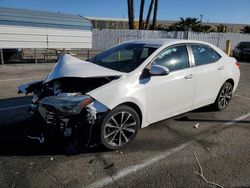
40 93 93 114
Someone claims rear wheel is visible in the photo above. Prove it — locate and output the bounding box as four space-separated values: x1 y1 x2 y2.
101 105 140 150
213 82 233 111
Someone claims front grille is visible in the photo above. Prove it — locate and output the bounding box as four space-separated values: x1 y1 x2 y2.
38 104 58 124
46 111 56 124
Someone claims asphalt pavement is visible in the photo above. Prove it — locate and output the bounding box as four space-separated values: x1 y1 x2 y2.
0 62 249 188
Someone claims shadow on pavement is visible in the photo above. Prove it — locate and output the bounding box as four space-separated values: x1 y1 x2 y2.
0 96 108 156
0 113 108 156
175 116 250 124
0 114 65 156
0 96 32 108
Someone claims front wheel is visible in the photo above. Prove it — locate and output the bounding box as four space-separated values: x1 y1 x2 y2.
213 82 233 111
100 105 140 150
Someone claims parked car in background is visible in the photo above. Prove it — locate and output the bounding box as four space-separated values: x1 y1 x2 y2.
18 39 240 150
233 42 250 61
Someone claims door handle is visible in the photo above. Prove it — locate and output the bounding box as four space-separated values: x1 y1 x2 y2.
218 66 225 70
184 74 194 79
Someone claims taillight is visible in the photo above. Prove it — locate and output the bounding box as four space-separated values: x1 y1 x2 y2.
235 61 240 68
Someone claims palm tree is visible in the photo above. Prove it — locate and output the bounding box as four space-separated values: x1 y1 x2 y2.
151 0 158 30
167 18 213 32
241 26 250 33
144 0 154 29
138 0 145 30
177 17 201 31
127 0 134 29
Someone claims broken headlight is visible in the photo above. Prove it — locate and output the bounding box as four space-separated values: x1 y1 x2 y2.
39 93 93 114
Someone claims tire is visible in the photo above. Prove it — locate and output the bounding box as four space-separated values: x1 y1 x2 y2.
213 82 233 111
100 105 140 150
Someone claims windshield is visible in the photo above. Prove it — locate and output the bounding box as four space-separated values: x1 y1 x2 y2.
89 43 157 73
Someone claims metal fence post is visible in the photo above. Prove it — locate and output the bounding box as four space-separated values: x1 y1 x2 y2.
216 33 221 47
117 37 121 44
87 49 90 59
225 40 232 55
34 49 37 64
0 49 4 65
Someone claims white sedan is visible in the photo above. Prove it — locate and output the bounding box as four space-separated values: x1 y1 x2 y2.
18 39 240 150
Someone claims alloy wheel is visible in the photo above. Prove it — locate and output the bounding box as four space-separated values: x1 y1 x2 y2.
103 111 137 147
218 85 232 109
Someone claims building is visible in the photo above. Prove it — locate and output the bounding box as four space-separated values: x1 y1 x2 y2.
0 7 92 49
87 16 248 33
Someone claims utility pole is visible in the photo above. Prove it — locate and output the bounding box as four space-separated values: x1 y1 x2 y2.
200 14 203 23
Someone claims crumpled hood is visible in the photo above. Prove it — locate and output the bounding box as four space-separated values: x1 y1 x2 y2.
44 54 124 83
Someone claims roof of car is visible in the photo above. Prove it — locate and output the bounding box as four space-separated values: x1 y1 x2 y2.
127 38 207 47
126 38 226 56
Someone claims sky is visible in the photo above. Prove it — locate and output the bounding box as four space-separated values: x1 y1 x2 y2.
0 0 250 24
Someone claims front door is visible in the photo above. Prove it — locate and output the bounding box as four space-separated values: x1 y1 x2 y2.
144 45 195 124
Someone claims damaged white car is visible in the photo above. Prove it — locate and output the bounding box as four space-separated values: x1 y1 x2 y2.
18 39 240 150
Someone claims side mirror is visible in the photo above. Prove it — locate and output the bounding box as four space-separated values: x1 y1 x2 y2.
149 64 170 76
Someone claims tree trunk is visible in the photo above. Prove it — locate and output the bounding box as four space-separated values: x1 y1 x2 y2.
127 0 134 29
139 0 145 30
145 0 154 30
152 0 158 30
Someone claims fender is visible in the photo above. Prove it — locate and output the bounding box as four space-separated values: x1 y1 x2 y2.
17 80 43 94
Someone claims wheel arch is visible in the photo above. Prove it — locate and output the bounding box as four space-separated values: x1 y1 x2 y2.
213 78 235 104
225 78 235 89
118 102 143 128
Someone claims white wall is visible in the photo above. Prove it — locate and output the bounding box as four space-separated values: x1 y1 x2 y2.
0 25 92 49
92 29 250 51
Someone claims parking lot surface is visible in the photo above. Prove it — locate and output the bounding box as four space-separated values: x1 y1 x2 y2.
0 62 249 188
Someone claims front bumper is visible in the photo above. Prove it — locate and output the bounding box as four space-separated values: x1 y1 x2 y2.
37 98 109 137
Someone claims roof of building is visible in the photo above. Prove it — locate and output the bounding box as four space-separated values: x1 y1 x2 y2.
86 16 249 27
0 7 91 30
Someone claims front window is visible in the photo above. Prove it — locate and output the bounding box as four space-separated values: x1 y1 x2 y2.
152 45 190 72
89 43 157 73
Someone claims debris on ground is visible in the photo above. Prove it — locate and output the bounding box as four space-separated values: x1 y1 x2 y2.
115 150 124 154
103 162 114 170
193 123 199 129
88 159 95 164
27 134 45 143
193 153 223 188
50 157 53 161
30 162 35 165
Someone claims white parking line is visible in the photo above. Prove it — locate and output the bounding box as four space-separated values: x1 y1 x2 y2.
87 142 191 188
234 94 250 100
0 77 43 82
225 112 250 125
87 112 250 188
0 104 30 112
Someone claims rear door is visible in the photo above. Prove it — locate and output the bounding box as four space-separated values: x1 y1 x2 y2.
190 44 226 108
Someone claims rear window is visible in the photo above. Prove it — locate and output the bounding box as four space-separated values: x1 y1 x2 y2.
191 44 221 66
